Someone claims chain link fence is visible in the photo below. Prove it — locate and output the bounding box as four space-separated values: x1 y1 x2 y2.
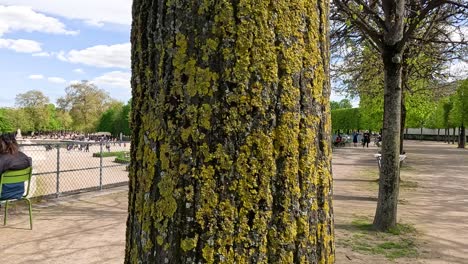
19 141 130 198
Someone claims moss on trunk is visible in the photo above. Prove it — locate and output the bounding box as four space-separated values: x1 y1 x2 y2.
126 0 334 263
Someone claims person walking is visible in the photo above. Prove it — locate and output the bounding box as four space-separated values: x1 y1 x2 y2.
353 131 359 147
362 131 370 148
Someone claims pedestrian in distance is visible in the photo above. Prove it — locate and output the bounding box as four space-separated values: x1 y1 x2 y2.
362 131 370 148
353 131 359 147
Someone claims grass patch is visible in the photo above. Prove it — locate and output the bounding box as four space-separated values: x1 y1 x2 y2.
113 152 130 164
340 216 419 260
357 168 379 191
400 180 418 189
93 151 128 158
400 165 416 172
114 157 130 164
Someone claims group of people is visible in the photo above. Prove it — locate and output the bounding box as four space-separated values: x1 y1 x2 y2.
354 131 382 148
335 131 382 148
66 143 90 152
0 133 31 200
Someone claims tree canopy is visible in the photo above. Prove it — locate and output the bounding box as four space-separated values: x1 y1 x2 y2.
57 81 116 132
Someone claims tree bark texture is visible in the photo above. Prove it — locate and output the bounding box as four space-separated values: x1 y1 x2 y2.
373 0 406 231
399 92 406 153
373 48 402 231
459 125 465 148
125 0 334 263
453 127 456 144
446 128 449 143
399 61 408 154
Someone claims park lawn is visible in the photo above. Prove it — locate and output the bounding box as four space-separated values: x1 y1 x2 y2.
93 151 128 158
337 216 419 260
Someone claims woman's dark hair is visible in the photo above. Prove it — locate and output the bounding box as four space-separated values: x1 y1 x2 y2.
0 133 19 155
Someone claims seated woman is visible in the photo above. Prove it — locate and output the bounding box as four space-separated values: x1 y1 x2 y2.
334 134 343 147
0 133 32 200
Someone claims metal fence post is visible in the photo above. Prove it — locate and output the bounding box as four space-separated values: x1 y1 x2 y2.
56 144 60 198
99 142 103 190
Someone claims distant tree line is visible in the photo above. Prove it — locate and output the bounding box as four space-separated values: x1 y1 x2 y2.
331 79 468 147
0 80 131 137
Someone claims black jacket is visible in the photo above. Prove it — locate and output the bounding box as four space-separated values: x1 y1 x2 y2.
0 152 32 200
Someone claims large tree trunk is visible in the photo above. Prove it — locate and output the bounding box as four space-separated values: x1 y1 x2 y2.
373 0 405 231
125 0 334 263
459 125 465 148
373 48 402 231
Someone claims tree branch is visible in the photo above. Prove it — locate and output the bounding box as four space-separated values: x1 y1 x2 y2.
401 0 454 47
333 0 384 50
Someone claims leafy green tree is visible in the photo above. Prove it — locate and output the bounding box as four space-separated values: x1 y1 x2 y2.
15 90 50 131
1 108 33 133
425 99 448 141
119 102 131 136
57 81 115 132
330 101 340 110
360 92 384 131
55 110 73 131
95 100 131 137
126 0 334 262
450 79 468 148
405 86 437 139
332 108 361 131
331 98 353 110
96 102 126 135
333 0 467 231
0 108 14 133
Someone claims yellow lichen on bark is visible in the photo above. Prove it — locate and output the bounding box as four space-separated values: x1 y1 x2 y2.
126 0 333 263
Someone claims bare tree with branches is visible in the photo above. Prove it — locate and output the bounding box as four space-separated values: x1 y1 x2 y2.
332 0 467 231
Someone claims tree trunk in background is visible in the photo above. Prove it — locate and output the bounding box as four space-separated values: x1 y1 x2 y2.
446 128 449 143
399 92 406 154
459 125 465 148
373 47 402 231
420 127 423 141
453 127 456 144
373 0 405 232
125 0 334 263
437 129 440 142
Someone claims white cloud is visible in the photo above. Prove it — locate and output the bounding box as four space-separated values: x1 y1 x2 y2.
0 5 78 36
32 51 50 57
59 43 130 69
56 50 67 61
47 77 66 84
448 26 468 43
28 74 43 80
448 60 468 80
73 68 84 74
0 1 131 26
0 38 41 53
93 71 130 88
84 19 104 27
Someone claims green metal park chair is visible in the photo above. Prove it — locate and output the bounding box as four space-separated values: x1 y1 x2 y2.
0 167 33 229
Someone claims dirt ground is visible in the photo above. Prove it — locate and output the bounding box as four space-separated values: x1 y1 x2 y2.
0 140 466 263
334 140 468 264
0 187 128 264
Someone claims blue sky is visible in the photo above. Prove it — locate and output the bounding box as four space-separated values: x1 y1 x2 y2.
0 1 132 107
0 1 357 108
2 1 464 109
